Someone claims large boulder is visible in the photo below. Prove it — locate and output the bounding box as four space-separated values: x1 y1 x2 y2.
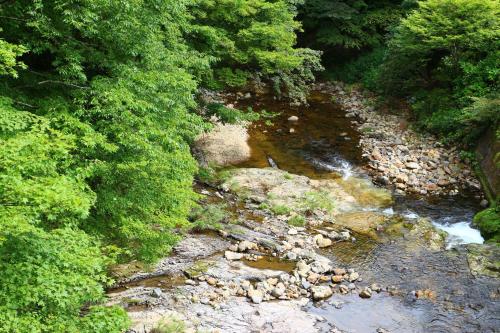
194 123 250 166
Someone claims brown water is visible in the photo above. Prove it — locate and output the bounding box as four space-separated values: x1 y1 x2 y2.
108 274 186 294
236 91 362 179
234 90 500 332
242 255 296 273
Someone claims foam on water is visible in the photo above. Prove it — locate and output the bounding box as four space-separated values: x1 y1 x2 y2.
433 221 484 249
306 155 354 179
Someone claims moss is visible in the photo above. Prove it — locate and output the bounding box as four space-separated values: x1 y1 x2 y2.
184 260 211 278
473 207 500 243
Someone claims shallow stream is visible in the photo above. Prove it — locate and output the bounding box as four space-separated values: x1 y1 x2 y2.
234 90 499 332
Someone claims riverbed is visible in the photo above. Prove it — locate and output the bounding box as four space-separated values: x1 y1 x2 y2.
110 88 499 333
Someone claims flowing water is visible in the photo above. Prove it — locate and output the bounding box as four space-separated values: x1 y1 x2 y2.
234 91 499 332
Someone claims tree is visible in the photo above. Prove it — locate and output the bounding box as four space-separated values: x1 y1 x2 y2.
379 0 500 143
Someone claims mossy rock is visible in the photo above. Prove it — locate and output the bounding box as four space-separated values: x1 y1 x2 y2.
473 207 500 243
467 243 500 278
184 259 212 278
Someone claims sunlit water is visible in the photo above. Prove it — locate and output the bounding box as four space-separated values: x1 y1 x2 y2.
233 90 498 332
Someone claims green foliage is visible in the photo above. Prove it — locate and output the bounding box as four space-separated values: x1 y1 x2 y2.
190 0 323 102
288 214 306 227
151 316 186 333
379 0 500 145
206 103 261 124
189 203 228 231
0 38 27 77
271 204 292 215
0 0 319 330
300 0 404 50
327 47 385 90
473 207 500 243
299 191 335 214
0 226 129 333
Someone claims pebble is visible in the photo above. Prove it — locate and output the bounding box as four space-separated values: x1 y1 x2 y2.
359 287 372 298
152 288 162 298
288 116 299 122
248 289 264 304
311 286 333 300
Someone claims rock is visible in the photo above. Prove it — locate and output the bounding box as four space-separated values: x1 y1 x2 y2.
332 268 346 276
371 148 383 161
238 240 258 252
271 284 286 298
288 116 299 122
288 228 298 235
307 272 320 284
311 286 333 300
297 261 311 276
314 234 332 248
467 244 500 278
152 288 163 298
376 175 390 185
301 280 311 290
370 283 382 292
348 272 359 282
185 279 196 286
289 128 295 133
225 251 244 260
206 277 217 286
339 284 349 294
359 287 372 298
426 183 439 191
331 275 343 283
405 162 420 170
194 123 250 167
480 199 489 208
334 211 387 235
248 289 264 304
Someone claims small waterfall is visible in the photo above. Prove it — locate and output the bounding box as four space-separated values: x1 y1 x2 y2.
305 153 354 179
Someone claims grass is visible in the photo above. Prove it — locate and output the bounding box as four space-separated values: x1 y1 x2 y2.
270 204 292 215
151 316 186 333
288 215 306 227
299 191 335 214
189 203 228 231
283 172 293 180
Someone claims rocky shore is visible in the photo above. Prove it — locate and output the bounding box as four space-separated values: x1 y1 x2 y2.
314 82 484 198
106 86 499 333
